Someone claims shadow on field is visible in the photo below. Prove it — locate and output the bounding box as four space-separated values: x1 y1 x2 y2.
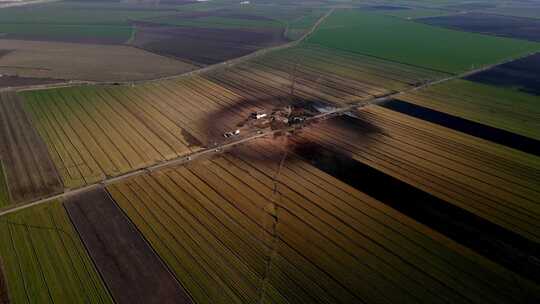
199 95 339 146
291 133 540 283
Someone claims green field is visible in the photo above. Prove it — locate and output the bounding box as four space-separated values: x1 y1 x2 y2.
0 201 113 304
0 1 177 43
399 79 540 140
0 2 177 25
0 24 132 44
285 9 327 40
306 10 540 73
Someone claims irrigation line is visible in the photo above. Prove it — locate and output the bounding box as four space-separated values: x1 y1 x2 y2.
0 31 536 218
257 140 289 304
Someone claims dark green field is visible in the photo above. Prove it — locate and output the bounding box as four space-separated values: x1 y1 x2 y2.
306 10 540 73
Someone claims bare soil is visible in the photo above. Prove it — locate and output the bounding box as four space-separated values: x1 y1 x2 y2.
419 13 540 42
132 23 287 65
0 39 197 81
0 92 63 203
465 52 540 95
64 188 193 304
0 74 64 88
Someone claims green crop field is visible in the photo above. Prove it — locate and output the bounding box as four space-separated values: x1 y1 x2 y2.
306 10 540 73
0 201 113 304
0 2 176 25
285 9 327 40
0 24 132 44
399 79 540 140
0 1 177 44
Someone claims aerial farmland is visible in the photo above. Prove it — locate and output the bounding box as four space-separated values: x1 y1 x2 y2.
0 0 539 303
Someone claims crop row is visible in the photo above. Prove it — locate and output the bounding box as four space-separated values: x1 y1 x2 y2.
398 79 540 140
20 76 256 188
18 42 452 191
0 201 112 304
0 92 63 204
205 45 447 106
298 106 540 243
107 139 536 304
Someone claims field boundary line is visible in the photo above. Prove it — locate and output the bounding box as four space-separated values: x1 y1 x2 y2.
8 8 335 94
0 37 537 218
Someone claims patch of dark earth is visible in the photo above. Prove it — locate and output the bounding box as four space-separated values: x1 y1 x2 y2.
0 257 8 304
132 24 286 65
382 99 540 156
290 125 540 283
418 13 540 42
143 9 276 22
65 188 192 304
360 5 410 11
0 75 65 89
0 50 12 59
444 3 497 10
464 52 540 95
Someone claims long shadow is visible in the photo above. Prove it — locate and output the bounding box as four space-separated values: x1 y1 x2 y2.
200 94 335 146
291 132 540 282
383 99 540 156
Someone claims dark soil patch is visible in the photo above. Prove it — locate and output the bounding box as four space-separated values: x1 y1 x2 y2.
464 52 540 95
132 23 287 65
361 5 410 11
157 0 197 5
291 119 540 283
383 99 540 156
418 13 540 42
0 50 12 59
444 3 497 10
0 257 8 304
0 75 64 88
65 188 192 304
0 92 63 204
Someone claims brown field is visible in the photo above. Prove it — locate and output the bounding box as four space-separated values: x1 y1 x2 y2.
132 23 287 65
297 106 540 243
0 75 64 89
0 92 62 204
64 188 192 304
21 77 246 188
204 45 448 106
0 39 196 82
18 44 450 189
106 140 539 304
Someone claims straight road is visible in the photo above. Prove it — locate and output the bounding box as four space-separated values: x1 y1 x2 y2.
0 48 533 217
0 7 537 216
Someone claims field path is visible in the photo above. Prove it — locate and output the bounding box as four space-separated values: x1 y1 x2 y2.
0 48 536 218
2 8 335 93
